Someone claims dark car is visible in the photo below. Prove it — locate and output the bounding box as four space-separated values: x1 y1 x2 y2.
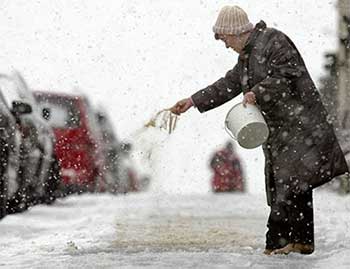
94 109 130 193
0 91 28 218
95 109 149 193
34 92 106 193
0 72 60 213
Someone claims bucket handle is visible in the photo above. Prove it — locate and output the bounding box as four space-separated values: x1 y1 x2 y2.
224 118 237 141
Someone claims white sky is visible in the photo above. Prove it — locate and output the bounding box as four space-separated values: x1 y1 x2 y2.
0 0 340 194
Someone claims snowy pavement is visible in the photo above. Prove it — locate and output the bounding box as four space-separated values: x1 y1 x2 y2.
1 190 350 268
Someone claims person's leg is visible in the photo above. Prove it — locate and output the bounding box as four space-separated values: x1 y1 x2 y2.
289 190 314 251
265 189 291 251
264 158 292 253
271 190 314 255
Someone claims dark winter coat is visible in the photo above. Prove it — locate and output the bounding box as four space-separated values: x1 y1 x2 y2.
191 21 349 205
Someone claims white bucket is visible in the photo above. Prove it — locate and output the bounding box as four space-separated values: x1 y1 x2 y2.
225 103 269 149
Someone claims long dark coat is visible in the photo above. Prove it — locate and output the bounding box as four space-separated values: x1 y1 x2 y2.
191 21 349 205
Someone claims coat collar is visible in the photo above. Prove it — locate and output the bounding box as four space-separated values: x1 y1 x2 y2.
242 20 267 55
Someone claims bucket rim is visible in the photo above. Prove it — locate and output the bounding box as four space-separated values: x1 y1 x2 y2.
225 102 259 123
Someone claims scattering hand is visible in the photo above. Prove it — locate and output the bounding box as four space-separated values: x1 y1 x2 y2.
170 98 193 115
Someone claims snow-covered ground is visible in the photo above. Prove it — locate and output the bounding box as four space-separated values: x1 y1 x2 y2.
1 189 350 268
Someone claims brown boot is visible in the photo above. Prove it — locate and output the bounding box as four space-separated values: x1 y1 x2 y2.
271 243 314 255
293 243 314 254
263 249 274 255
270 244 294 255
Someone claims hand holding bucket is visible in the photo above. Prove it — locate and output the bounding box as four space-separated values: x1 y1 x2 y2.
225 103 269 149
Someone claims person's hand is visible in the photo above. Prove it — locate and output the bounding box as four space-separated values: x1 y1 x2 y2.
170 98 193 115
243 91 256 107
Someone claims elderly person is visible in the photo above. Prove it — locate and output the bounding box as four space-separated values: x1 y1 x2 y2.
170 6 348 255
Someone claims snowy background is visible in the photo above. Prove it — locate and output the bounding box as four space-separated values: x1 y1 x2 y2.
1 1 348 268
0 0 338 194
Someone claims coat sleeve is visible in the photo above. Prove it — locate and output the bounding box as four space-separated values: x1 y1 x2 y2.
250 34 306 104
191 64 242 113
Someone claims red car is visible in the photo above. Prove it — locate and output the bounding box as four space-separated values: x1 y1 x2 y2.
34 92 105 193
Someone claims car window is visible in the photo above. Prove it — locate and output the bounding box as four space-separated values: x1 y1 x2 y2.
13 73 36 105
36 96 81 128
96 111 119 144
83 97 100 137
0 77 22 108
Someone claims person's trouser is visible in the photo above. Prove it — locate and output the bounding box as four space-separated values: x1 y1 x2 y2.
265 190 314 250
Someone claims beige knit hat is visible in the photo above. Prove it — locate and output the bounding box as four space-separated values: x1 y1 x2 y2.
213 6 253 36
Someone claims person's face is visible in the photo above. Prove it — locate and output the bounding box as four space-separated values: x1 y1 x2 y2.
216 33 245 53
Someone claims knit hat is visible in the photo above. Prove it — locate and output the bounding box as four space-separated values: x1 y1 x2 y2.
213 6 253 36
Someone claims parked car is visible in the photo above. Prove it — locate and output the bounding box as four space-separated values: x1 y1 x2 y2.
94 109 130 193
95 109 149 193
14 73 61 204
0 72 60 213
94 109 120 193
34 92 106 193
0 91 27 218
